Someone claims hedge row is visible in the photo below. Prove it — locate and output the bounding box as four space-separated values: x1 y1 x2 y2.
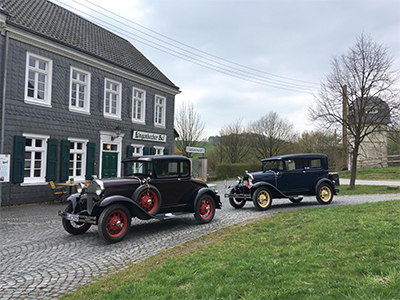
215 163 261 180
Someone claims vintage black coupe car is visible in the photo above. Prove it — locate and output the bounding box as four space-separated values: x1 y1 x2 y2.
226 153 339 210
59 155 221 243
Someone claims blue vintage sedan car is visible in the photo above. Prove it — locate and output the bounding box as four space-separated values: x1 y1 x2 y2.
225 153 340 210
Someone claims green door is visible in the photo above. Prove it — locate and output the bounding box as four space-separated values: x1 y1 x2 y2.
102 152 118 178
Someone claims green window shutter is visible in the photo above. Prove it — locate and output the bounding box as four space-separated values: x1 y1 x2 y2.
12 136 26 183
46 139 58 182
150 147 156 155
127 145 133 157
60 140 70 182
163 148 169 155
86 142 96 180
143 147 150 155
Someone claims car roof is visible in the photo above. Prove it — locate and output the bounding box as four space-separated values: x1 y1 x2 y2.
261 153 327 162
122 155 191 163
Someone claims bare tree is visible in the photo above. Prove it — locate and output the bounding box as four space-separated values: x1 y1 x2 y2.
248 112 297 159
216 119 248 163
310 34 399 188
174 100 205 158
296 130 342 171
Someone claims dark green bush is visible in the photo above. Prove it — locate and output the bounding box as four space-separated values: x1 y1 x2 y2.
215 163 261 179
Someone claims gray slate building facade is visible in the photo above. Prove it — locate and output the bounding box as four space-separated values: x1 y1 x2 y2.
0 0 180 206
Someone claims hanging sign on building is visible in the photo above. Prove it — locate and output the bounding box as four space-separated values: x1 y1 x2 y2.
0 154 11 182
186 146 205 154
132 130 167 143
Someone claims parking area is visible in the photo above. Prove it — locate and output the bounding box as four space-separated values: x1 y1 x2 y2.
1 181 400 299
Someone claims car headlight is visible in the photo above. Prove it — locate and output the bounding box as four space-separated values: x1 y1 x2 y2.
94 179 105 196
77 182 85 194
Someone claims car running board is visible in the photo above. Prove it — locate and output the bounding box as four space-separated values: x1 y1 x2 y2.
153 212 191 220
289 196 303 201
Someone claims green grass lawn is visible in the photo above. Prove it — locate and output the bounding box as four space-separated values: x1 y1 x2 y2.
339 166 400 180
61 201 400 300
340 185 400 195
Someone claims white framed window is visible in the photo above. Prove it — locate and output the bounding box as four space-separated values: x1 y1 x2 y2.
23 133 49 184
70 67 91 114
68 138 88 181
154 146 165 155
154 95 166 127
131 144 145 173
24 52 53 107
131 144 144 156
104 78 122 119
132 88 146 124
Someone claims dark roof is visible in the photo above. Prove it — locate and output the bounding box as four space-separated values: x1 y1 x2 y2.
0 0 179 90
261 153 327 162
123 155 190 163
349 97 391 125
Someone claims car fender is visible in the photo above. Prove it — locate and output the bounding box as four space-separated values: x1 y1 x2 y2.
99 195 154 220
193 187 222 209
66 193 86 213
314 178 336 195
250 182 287 199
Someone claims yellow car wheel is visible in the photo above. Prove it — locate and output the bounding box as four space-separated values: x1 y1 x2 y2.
252 188 272 211
316 184 333 204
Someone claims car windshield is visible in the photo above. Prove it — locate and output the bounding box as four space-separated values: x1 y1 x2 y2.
124 161 153 177
262 160 283 172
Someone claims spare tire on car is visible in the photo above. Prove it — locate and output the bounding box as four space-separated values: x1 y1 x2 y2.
132 184 162 215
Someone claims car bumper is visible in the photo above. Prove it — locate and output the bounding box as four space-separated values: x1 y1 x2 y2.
58 211 97 224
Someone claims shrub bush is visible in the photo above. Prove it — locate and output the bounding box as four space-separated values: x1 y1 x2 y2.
215 163 261 179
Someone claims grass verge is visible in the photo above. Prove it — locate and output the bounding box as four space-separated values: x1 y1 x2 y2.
339 166 400 180
61 200 400 300
340 185 400 195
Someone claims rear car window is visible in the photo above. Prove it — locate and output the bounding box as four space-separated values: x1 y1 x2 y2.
285 159 302 171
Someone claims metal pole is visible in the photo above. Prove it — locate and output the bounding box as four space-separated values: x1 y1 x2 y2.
342 84 348 171
0 30 9 207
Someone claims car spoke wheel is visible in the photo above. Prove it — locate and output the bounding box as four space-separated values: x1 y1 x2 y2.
316 184 333 204
98 204 131 243
229 189 246 209
138 190 159 214
252 187 272 211
62 203 91 235
133 185 162 216
194 195 215 224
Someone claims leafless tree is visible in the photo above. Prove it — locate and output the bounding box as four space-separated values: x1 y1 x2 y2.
248 112 297 159
309 34 400 188
296 130 342 171
216 119 248 163
174 100 205 158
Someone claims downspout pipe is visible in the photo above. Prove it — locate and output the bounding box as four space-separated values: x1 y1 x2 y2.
0 29 9 207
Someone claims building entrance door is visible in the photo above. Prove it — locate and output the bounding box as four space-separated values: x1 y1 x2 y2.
102 152 118 178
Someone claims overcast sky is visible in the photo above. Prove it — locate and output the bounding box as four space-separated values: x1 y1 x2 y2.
52 0 400 139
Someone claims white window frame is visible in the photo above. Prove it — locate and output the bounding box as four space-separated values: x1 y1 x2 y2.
24 52 53 107
68 138 88 182
69 67 91 114
154 95 166 127
104 78 122 119
154 146 165 155
22 133 49 184
132 87 146 124
131 144 144 156
130 144 145 173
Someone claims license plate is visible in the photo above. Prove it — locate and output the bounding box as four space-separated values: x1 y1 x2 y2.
66 213 79 222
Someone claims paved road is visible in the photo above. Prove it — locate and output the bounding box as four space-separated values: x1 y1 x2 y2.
1 181 400 299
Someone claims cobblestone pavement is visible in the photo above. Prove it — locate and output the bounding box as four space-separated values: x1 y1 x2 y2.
1 181 400 299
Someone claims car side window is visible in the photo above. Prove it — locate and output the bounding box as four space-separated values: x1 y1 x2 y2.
304 158 322 169
156 161 179 178
180 161 190 177
285 159 302 171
